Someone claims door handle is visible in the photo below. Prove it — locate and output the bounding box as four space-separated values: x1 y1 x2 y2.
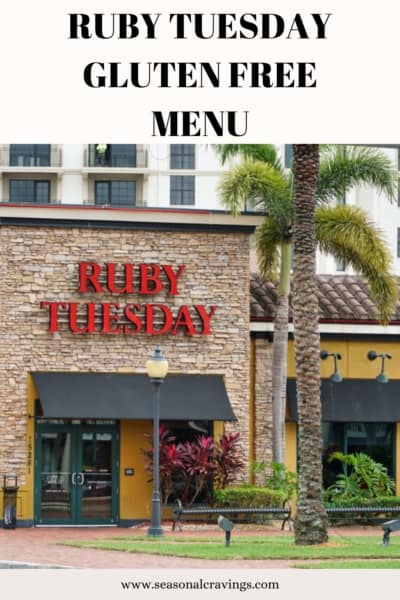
71 472 77 485
77 472 85 486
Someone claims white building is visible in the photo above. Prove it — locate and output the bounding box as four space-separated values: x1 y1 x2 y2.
0 144 224 211
1 143 399 272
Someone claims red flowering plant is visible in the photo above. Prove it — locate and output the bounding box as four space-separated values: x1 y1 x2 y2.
143 425 185 505
143 427 244 506
214 432 244 489
180 435 215 505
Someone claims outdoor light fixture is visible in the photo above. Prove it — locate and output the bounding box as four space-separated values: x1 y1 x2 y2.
367 350 392 384
320 350 343 383
218 515 235 547
146 346 168 536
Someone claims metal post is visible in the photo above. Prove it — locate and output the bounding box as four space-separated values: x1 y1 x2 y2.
148 378 164 536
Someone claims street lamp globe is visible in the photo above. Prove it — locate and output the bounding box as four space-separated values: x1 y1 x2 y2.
146 347 169 380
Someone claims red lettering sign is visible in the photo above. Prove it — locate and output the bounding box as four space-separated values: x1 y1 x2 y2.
40 262 218 336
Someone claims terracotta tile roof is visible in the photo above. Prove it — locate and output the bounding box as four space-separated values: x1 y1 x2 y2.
250 273 400 323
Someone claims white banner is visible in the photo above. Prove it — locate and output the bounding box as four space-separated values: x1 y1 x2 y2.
0 568 395 599
1 0 399 142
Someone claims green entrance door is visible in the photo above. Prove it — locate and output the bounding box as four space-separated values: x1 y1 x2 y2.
35 423 119 525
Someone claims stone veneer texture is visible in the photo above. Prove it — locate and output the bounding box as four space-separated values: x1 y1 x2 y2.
0 225 251 481
254 338 273 477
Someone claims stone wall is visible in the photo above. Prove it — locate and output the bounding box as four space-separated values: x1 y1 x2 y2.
253 338 273 479
0 224 251 482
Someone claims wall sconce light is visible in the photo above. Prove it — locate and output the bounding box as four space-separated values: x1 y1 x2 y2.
320 350 342 383
367 350 392 384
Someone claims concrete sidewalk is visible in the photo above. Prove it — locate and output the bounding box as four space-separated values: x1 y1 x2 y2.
0 521 386 569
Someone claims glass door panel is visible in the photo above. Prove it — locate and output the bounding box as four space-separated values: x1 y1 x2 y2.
36 424 118 525
39 431 73 522
79 432 113 520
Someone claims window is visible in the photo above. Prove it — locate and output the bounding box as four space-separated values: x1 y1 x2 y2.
95 180 136 206
109 144 136 167
322 422 394 488
284 145 293 169
10 144 51 167
170 175 195 205
335 257 345 272
93 144 136 167
9 180 50 203
170 145 195 169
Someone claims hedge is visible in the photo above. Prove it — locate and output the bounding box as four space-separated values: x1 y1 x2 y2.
324 495 400 509
323 495 400 524
213 486 286 508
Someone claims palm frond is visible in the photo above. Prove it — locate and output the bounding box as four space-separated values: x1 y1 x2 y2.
218 159 292 218
318 145 399 203
315 204 397 324
213 144 282 171
254 218 284 279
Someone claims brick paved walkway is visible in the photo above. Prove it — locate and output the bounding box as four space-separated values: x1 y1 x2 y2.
0 522 384 569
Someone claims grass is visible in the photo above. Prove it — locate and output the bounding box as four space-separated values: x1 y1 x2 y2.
64 534 400 562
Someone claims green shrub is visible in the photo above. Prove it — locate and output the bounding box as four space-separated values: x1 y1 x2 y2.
213 486 288 524
325 452 395 502
213 486 286 508
323 495 400 525
323 495 400 509
253 461 297 501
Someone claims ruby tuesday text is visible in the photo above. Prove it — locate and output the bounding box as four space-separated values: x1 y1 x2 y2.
40 262 218 336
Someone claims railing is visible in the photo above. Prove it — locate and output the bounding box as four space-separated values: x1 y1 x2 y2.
0 147 62 168
85 145 148 168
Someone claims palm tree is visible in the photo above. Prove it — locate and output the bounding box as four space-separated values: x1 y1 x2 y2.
292 144 328 544
216 145 398 471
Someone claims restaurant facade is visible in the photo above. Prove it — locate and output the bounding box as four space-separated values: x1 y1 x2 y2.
0 205 262 526
2 204 400 527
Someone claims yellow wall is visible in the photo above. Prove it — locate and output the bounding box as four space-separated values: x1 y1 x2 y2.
119 420 153 520
213 421 224 441
288 339 399 380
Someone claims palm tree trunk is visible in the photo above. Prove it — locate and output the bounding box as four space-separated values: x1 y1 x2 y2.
271 241 291 465
292 144 328 545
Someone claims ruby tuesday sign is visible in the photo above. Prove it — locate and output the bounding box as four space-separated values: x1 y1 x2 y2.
40 262 218 335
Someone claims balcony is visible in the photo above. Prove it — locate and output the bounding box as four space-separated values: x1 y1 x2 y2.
0 145 62 170
84 144 148 170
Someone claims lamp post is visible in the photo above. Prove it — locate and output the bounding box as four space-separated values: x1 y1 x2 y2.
146 346 168 536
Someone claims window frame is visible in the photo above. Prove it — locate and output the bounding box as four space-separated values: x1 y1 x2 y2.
170 145 195 169
9 144 51 167
9 179 50 204
169 175 195 206
94 180 136 207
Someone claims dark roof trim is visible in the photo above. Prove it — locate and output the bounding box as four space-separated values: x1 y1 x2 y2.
0 216 256 234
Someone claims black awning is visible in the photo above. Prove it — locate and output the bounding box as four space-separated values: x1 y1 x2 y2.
32 372 236 421
287 378 400 422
